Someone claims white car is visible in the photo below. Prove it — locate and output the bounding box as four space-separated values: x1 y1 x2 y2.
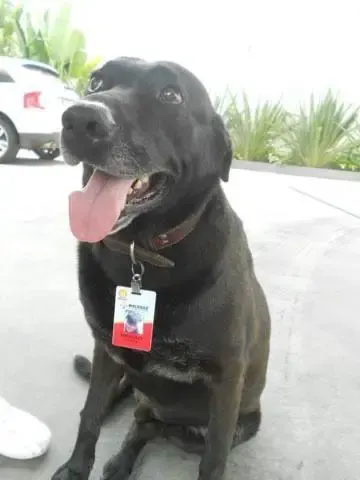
0 56 79 163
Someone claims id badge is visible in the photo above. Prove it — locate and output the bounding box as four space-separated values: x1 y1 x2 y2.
112 286 156 352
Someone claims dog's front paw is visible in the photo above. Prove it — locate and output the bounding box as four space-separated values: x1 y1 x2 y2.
101 455 132 480
198 458 227 480
51 463 89 480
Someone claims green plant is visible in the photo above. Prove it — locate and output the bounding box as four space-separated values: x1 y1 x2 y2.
0 0 17 55
277 90 360 168
221 92 288 162
212 87 232 117
7 2 102 94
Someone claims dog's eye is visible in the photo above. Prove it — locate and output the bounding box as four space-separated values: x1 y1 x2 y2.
159 86 183 105
87 76 104 93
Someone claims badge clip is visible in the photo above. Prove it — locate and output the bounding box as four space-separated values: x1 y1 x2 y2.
130 241 145 295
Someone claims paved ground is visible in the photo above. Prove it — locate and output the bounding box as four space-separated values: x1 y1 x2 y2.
1 158 359 480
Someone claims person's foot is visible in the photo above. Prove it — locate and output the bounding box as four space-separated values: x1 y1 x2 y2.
0 396 51 460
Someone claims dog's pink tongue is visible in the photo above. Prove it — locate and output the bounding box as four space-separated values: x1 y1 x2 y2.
69 170 134 243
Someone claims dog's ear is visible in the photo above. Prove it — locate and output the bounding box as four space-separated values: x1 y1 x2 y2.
212 114 233 182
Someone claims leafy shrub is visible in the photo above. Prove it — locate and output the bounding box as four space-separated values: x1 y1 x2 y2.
277 90 360 169
217 91 288 162
215 89 360 171
0 0 17 55
2 2 102 95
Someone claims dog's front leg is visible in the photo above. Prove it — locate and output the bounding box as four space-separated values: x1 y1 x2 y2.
198 364 245 480
101 416 162 480
52 340 122 480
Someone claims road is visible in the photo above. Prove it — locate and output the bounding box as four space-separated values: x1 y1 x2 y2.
0 158 359 480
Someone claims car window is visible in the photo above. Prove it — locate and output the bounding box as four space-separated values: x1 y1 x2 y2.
20 65 74 91
22 65 62 85
0 68 15 83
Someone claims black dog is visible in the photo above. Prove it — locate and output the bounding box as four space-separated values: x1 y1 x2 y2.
52 57 271 480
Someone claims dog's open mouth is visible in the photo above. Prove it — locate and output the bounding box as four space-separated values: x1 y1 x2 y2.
68 169 165 243
126 175 162 204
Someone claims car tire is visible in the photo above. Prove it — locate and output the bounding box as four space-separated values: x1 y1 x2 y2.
0 116 20 164
33 147 60 160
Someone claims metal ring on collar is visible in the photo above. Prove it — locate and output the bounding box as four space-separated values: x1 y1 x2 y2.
130 242 145 276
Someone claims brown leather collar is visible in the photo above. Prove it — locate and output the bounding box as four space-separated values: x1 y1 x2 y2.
102 189 215 268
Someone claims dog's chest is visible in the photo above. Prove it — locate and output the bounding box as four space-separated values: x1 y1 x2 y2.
105 337 216 385
142 357 209 383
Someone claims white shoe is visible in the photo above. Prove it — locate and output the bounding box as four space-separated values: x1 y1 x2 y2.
0 396 51 460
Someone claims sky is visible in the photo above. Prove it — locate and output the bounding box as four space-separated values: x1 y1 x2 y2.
26 0 360 109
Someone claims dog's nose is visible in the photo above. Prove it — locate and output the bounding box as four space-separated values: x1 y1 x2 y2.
62 104 113 140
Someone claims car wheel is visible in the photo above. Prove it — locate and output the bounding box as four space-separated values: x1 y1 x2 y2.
0 116 20 164
33 146 60 160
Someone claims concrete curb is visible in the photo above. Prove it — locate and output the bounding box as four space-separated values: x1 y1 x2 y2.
231 159 360 182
